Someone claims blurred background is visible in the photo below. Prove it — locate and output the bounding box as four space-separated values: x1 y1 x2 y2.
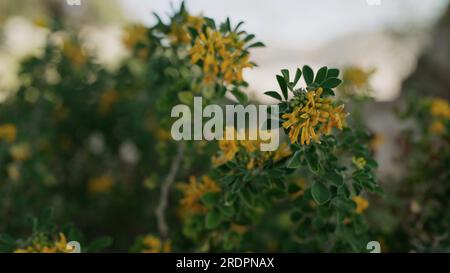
0 0 449 252
1 0 449 179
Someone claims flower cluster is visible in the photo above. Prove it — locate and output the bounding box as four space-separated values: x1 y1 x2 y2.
169 14 204 44
140 235 171 253
282 88 348 145
14 233 69 253
179 175 221 215
122 24 149 49
211 130 292 169
190 28 255 85
88 175 114 194
428 98 450 135
0 124 17 143
352 196 369 214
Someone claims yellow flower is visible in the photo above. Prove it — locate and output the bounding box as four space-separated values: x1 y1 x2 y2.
122 24 149 49
369 133 384 152
156 129 172 142
141 235 171 253
14 233 69 253
169 15 204 44
230 223 249 235
212 154 229 167
352 196 369 214
343 67 374 89
88 175 114 194
240 140 259 153
33 17 48 28
179 175 220 215
62 39 86 67
190 27 254 84
273 142 292 162
430 98 450 119
246 157 256 170
7 163 20 181
290 179 307 200
10 143 32 162
0 124 17 143
98 90 119 115
429 120 446 135
282 88 347 145
352 157 366 170
218 139 239 161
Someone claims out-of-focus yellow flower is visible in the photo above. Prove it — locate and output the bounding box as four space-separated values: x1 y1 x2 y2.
7 163 20 182
290 179 307 200
0 124 17 143
141 235 171 253
156 129 172 142
179 175 220 215
54 106 70 122
169 15 204 44
62 39 86 67
88 175 114 194
33 17 48 28
352 157 366 170
14 233 69 253
98 90 119 115
10 143 32 162
352 196 369 214
212 139 239 166
190 27 253 84
429 120 446 135
273 142 292 162
343 67 375 89
122 24 149 49
230 223 249 235
282 88 347 145
370 133 384 152
246 157 256 170
342 217 351 225
240 140 259 153
430 98 450 119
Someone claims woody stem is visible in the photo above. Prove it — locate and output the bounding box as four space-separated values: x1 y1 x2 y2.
155 141 186 239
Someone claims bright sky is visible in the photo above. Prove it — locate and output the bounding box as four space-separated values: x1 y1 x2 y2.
118 0 449 101
119 0 447 50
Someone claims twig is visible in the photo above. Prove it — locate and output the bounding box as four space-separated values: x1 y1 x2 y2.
155 141 186 239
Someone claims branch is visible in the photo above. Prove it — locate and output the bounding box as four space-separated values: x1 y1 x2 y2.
155 141 186 239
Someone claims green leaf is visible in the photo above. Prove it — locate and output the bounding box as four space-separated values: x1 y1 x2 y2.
87 237 113 252
201 192 221 207
205 209 221 229
231 89 248 104
321 88 335 97
246 42 265 49
204 17 216 29
322 78 342 89
315 66 328 84
281 69 290 82
287 151 302 169
311 182 331 205
244 34 255 42
302 65 314 85
327 68 340 78
326 171 344 186
264 91 282 101
234 21 245 32
276 75 288 100
225 18 231 32
178 91 193 104
293 68 302 86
